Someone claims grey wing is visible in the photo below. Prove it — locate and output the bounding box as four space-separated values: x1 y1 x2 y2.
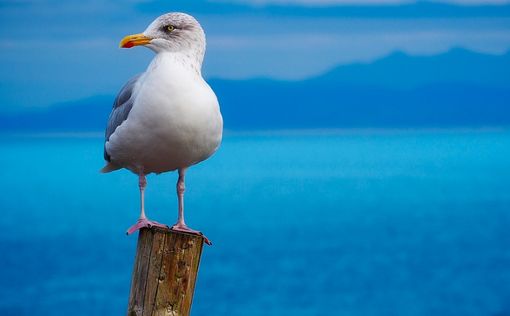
104 74 142 161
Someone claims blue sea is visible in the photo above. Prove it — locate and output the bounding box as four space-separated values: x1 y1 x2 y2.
1 129 509 315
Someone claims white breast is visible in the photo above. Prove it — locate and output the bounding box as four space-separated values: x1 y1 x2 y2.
106 52 223 174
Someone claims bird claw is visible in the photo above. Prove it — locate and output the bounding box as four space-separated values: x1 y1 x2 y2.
171 223 212 246
126 218 168 235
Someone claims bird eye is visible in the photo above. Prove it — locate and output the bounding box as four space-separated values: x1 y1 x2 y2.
166 25 175 32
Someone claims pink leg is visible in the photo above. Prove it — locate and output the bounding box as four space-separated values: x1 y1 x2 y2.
171 168 212 245
126 174 167 235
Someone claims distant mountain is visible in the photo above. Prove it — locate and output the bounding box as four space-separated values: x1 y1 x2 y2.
315 48 510 88
0 96 112 132
1 48 509 131
211 48 510 129
211 81 510 129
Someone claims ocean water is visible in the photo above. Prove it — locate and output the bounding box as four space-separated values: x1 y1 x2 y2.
0 130 509 315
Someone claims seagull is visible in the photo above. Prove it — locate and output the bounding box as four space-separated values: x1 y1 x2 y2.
101 13 222 244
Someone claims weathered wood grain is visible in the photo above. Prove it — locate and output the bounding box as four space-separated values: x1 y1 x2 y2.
127 227 205 316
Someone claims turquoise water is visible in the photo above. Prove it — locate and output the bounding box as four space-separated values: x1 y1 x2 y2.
1 130 509 315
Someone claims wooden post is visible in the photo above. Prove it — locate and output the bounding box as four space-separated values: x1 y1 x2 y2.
127 227 205 316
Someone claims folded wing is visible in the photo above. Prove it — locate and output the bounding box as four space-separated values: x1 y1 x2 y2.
104 74 142 162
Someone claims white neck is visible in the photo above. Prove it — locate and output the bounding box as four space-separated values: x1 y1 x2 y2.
149 51 203 77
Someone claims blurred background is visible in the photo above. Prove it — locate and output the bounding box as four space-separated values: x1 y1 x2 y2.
1 0 510 315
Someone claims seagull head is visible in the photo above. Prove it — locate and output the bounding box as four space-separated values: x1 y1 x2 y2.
119 12 206 57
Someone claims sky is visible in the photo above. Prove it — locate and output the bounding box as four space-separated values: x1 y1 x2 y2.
0 0 510 112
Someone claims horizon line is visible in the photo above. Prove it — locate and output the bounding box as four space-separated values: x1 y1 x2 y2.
1 127 509 139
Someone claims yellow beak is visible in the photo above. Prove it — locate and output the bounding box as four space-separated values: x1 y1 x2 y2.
119 33 152 48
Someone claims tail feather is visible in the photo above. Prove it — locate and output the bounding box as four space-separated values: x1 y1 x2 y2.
100 163 122 173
